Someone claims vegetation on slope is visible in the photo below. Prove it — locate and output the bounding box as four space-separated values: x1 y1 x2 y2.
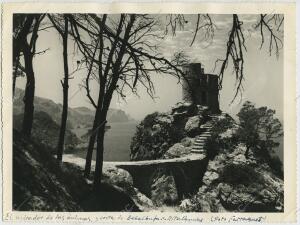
13 130 142 212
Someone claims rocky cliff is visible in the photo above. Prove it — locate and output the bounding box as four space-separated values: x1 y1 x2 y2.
130 101 284 212
179 144 283 212
130 102 210 160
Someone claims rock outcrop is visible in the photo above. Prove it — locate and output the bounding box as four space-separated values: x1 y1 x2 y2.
130 102 210 161
163 143 192 159
102 166 155 211
150 168 179 206
179 119 284 212
130 104 283 212
184 115 202 136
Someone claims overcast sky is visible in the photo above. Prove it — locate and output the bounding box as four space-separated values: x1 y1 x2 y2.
16 14 283 121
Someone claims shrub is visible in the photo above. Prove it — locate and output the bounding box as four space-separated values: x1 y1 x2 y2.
141 112 159 127
130 112 184 160
219 163 264 186
205 136 220 160
268 156 283 179
236 101 283 160
205 116 237 159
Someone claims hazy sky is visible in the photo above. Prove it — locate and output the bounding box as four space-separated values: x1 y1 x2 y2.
16 14 283 121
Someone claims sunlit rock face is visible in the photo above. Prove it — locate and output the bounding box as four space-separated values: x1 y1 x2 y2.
163 143 192 159
179 130 284 213
130 102 283 212
130 102 211 161
150 168 179 206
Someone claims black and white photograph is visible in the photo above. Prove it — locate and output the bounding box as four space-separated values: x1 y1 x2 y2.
1 2 297 222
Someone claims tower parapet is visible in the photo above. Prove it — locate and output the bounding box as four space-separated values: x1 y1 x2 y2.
182 63 220 113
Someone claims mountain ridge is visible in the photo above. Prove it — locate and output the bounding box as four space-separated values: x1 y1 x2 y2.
14 88 133 129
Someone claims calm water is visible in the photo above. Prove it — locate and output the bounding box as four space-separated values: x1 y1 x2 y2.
74 122 138 161
73 121 283 163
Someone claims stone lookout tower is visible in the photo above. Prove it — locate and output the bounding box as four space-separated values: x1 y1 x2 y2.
182 63 220 113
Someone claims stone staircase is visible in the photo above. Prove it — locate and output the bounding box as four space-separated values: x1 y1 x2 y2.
191 126 212 154
191 112 227 154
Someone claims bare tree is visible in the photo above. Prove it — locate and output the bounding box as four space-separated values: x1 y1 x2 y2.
213 14 283 102
13 14 26 96
48 14 72 162
255 14 284 57
13 14 45 137
68 14 191 186
216 14 246 102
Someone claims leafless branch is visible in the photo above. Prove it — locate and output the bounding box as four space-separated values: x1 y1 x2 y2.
254 14 284 57
216 14 247 103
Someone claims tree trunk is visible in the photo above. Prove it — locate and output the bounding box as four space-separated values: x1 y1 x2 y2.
22 46 35 137
91 100 113 187
56 17 69 162
84 75 106 177
84 109 100 177
13 55 20 97
56 80 68 161
93 123 106 188
13 72 17 96
87 14 136 186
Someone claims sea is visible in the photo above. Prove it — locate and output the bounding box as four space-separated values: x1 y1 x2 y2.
74 121 138 161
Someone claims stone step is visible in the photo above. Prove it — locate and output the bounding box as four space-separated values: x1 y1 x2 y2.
195 144 206 147
192 146 205 150
192 147 204 151
195 138 208 141
199 134 209 136
195 140 206 143
198 134 210 137
202 130 212 133
195 138 206 141
199 134 210 136
196 136 208 139
193 148 204 152
200 128 212 131
192 142 205 148
193 144 205 148
191 149 205 153
194 142 205 145
201 131 212 133
198 132 211 137
201 125 213 128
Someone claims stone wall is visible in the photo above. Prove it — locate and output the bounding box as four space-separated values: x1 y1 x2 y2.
182 63 219 113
